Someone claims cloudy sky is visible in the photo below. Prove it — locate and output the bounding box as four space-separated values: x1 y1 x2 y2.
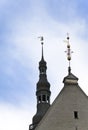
0 0 88 130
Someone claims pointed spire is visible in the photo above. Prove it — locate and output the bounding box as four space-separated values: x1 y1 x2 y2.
64 33 73 75
29 37 51 130
38 36 47 75
38 36 44 61
41 37 44 61
63 34 78 84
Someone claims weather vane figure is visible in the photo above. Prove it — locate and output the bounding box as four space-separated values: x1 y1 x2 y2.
38 36 44 45
64 33 73 74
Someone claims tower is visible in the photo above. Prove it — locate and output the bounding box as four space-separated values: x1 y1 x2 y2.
33 35 88 130
29 37 51 130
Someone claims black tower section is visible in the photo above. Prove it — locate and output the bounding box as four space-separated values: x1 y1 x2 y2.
29 38 51 130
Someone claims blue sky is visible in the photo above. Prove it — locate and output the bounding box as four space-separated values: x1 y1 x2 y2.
0 0 88 130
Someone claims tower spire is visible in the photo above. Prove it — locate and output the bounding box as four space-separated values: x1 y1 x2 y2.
38 36 44 60
63 34 78 85
29 36 51 130
64 33 73 75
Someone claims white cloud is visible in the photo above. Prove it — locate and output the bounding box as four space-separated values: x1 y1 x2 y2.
0 103 34 130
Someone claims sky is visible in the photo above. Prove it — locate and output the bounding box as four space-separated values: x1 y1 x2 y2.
0 0 88 130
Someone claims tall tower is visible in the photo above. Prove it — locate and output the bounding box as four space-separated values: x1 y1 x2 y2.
32 35 88 130
29 37 51 130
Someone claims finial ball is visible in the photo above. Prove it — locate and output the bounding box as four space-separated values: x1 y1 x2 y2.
41 42 44 45
67 36 69 40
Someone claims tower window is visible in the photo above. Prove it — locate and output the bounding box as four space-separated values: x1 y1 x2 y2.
47 96 49 103
42 95 46 101
74 111 78 119
38 96 41 103
41 68 44 72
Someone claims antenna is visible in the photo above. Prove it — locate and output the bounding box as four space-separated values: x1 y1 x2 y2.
64 33 73 74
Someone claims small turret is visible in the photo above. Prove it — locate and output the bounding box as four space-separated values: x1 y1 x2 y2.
64 34 78 84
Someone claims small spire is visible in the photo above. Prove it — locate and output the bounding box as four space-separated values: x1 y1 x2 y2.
64 33 73 74
38 36 44 60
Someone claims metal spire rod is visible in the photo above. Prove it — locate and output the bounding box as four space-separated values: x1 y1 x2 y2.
64 33 73 74
38 36 44 60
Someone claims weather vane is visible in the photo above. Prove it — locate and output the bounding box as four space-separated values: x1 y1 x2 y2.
38 36 44 45
64 33 73 74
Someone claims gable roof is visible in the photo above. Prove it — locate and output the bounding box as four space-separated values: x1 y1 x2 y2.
35 73 88 130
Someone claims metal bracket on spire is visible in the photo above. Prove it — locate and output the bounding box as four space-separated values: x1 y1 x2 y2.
64 33 73 74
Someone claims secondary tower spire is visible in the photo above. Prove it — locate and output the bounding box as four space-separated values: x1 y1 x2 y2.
38 36 44 60
63 34 78 85
64 33 73 74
